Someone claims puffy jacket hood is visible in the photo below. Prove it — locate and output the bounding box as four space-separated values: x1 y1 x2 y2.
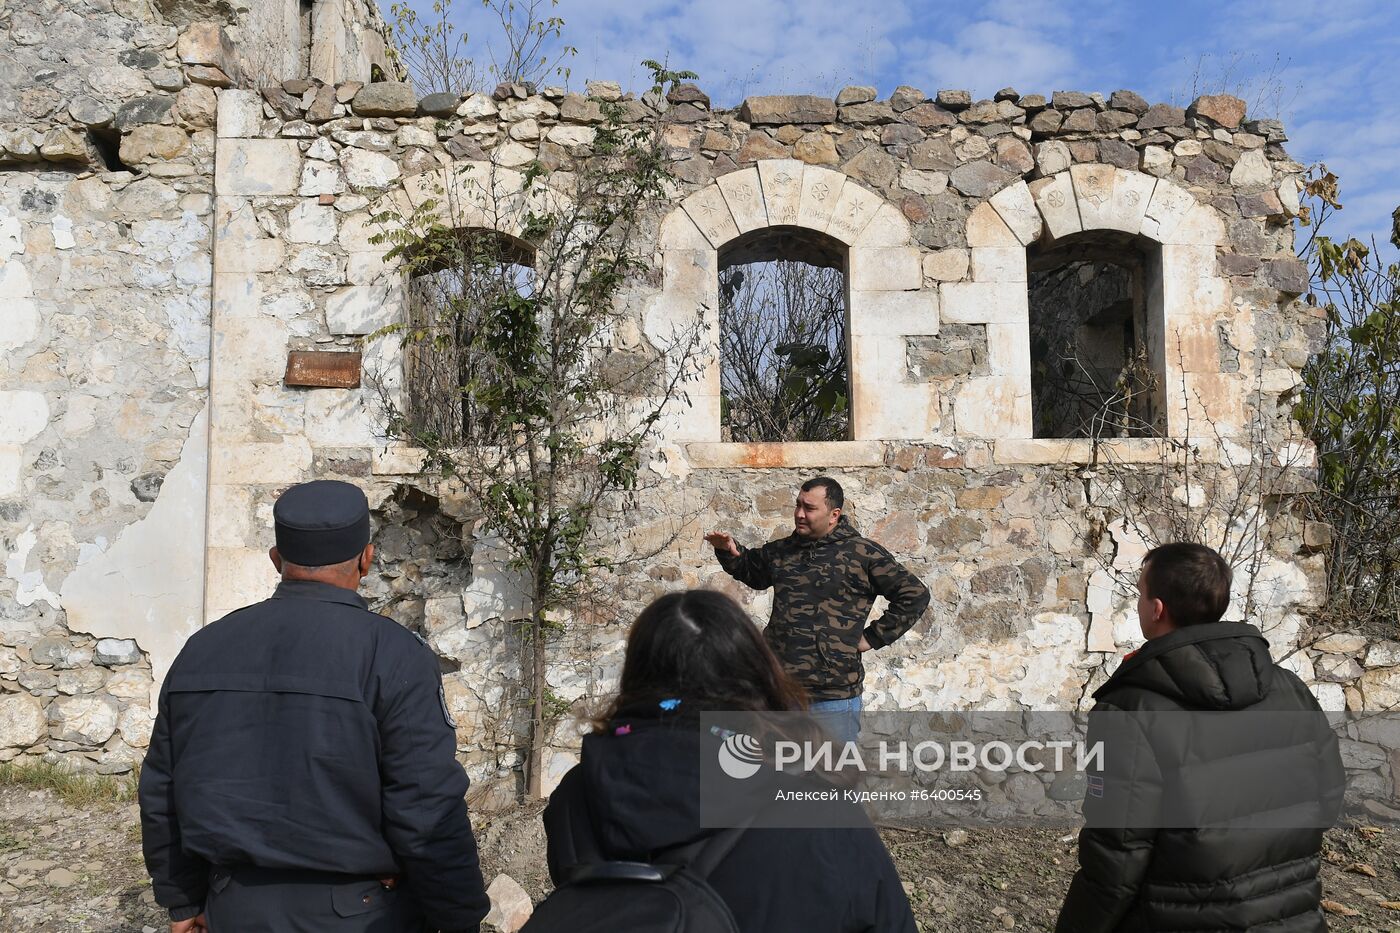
1094 622 1275 710
575 710 710 856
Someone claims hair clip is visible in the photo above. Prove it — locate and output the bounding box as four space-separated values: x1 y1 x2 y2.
659 698 681 711
614 724 632 736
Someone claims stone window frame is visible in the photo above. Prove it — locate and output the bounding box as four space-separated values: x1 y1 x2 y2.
953 163 1240 464
650 159 939 470
336 161 568 428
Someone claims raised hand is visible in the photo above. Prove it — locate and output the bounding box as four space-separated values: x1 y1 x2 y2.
703 531 739 557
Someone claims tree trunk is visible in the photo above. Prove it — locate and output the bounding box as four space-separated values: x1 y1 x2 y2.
525 603 547 799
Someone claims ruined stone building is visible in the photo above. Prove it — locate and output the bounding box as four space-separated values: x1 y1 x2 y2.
5 0 1394 805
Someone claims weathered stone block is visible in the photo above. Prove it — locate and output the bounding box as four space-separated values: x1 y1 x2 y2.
849 248 921 292
0 694 46 749
738 95 837 125
48 694 119 745
216 139 301 196
940 282 1028 324
325 284 403 335
1189 94 1247 129
849 289 939 337
352 82 418 117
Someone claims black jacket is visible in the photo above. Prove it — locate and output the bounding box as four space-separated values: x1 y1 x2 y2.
139 580 490 931
717 517 931 701
1057 622 1344 933
543 707 916 933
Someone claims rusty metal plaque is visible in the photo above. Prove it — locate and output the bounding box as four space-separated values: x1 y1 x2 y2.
284 351 362 388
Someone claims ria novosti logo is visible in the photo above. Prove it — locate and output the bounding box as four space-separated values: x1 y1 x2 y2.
717 732 764 779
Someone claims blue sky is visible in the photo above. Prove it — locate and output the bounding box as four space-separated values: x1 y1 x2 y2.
421 0 1400 258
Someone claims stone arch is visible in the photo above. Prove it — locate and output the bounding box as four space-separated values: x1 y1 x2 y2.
648 160 939 445
945 164 1228 439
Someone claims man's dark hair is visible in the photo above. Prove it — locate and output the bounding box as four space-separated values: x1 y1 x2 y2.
800 476 844 510
1141 542 1233 627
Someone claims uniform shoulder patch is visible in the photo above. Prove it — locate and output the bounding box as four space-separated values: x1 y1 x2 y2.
439 682 458 729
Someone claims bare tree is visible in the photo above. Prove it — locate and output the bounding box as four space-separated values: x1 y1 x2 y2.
719 259 849 442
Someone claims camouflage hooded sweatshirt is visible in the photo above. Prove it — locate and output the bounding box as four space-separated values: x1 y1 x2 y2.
716 515 931 701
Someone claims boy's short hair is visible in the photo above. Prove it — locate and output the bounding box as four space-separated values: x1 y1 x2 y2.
1141 542 1233 627
800 476 844 510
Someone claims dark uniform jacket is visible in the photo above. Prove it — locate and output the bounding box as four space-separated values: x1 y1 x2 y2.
717 516 931 701
139 580 490 931
543 706 917 932
1057 622 1344 933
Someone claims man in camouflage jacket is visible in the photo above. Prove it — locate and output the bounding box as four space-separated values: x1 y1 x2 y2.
706 477 930 737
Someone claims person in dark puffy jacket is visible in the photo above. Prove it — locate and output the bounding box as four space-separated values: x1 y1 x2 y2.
543 589 916 933
1057 542 1345 933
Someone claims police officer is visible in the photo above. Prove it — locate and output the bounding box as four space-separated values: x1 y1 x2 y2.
139 480 490 932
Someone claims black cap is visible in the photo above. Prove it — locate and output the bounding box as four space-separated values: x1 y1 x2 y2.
273 480 371 566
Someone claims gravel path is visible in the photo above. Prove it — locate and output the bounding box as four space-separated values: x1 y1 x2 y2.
5 782 1400 932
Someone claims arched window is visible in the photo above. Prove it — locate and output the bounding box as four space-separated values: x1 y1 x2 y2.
403 227 536 444
717 227 850 442
1028 232 1166 439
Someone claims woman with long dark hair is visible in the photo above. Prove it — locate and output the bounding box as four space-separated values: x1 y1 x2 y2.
540 589 915 932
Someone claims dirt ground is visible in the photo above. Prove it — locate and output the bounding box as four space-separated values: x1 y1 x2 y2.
5 783 1400 932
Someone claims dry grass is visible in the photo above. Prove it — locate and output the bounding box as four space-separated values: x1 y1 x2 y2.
0 759 138 808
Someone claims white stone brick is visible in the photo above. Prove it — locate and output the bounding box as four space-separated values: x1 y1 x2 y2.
1071 164 1155 235
965 201 1019 248
215 139 301 196
285 201 337 245
940 282 1029 324
298 160 346 197
825 181 882 244
214 316 289 384
658 207 711 252
797 165 846 231
1141 178 1197 242
684 441 886 470
852 203 912 249
1029 173 1081 240
1160 203 1224 247
663 249 719 303
985 322 1031 380
924 248 970 282
216 89 265 139
371 446 428 475
970 247 1028 283
340 147 401 189
209 436 313 484
681 186 739 248
849 247 921 292
716 167 767 234
304 388 378 447
205 547 278 624
756 158 804 226
954 375 1031 437
0 293 38 353
849 289 939 337
325 284 403 335
989 182 1042 246
855 382 937 440
206 483 252 548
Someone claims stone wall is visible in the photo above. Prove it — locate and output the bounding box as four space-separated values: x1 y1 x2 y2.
2 22 1388 810
0 0 394 769
186 76 1353 802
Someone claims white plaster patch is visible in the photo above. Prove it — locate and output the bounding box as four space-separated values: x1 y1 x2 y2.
51 215 74 250
60 407 209 706
0 209 24 259
6 526 60 609
0 391 49 444
0 445 21 497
